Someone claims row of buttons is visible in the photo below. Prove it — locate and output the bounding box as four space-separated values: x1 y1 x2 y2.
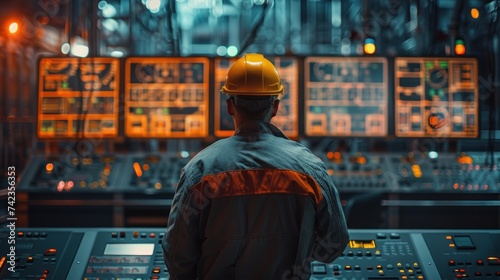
453 268 500 278
333 262 420 271
342 250 382 257
110 231 164 239
449 257 500 266
312 262 424 279
376 232 401 239
17 232 48 238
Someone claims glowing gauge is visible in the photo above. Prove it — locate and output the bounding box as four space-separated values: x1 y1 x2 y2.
426 67 448 89
135 63 155 83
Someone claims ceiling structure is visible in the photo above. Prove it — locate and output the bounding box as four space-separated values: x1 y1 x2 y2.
1 0 497 58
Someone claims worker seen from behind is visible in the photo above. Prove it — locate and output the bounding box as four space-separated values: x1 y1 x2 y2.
162 53 349 279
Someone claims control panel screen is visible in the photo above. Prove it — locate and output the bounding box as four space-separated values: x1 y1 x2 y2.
38 57 120 138
104 244 155 255
304 57 388 137
394 57 478 138
214 57 299 138
125 57 209 138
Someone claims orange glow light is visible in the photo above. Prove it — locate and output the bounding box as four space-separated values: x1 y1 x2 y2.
57 181 65 192
133 162 143 177
66 180 74 191
455 44 465 55
333 152 341 160
326 151 334 160
471 8 479 19
46 163 54 173
454 39 466 55
357 156 367 165
8 22 18 34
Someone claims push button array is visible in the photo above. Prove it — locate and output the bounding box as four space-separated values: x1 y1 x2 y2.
449 256 500 278
17 232 48 238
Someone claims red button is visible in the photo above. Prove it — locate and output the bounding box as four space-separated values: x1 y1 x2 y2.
449 260 456 266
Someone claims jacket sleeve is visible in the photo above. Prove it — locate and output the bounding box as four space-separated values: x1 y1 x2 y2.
162 171 202 279
311 166 349 263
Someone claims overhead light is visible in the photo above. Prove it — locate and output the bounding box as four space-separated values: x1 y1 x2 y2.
71 45 89 57
110 50 124 57
61 43 71 54
227 46 238 57
216 46 227 56
146 0 161 13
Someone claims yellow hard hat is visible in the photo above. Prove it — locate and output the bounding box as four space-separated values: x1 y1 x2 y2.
221 53 284 96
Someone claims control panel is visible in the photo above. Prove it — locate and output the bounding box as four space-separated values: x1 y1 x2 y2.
317 152 500 193
18 152 499 193
80 229 167 280
2 229 499 280
311 230 500 280
16 152 499 228
18 154 125 192
387 152 499 193
0 229 167 280
123 153 189 193
0 230 83 280
320 152 391 191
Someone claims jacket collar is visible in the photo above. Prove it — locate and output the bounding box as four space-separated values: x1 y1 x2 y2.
234 121 289 140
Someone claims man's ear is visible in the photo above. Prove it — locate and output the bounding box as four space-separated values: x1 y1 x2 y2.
271 99 280 117
226 98 235 116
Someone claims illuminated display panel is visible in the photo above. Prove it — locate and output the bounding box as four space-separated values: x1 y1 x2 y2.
104 244 155 255
125 57 209 138
395 57 478 138
304 57 388 137
38 57 119 138
214 57 299 138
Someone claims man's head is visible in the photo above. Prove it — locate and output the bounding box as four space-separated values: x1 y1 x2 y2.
221 53 284 125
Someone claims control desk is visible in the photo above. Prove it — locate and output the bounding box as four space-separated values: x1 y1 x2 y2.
18 152 499 193
15 151 500 228
1 229 499 279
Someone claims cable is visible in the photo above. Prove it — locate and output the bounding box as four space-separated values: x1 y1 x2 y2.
237 0 273 56
166 0 179 55
485 0 498 169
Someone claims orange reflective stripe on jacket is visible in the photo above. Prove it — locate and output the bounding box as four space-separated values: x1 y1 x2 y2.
191 169 324 205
